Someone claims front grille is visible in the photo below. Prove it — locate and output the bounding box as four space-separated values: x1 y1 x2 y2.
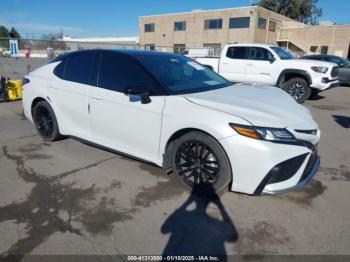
331 66 339 77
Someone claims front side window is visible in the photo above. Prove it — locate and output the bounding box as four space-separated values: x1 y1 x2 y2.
248 47 274 61
271 47 294 60
258 17 267 29
226 47 248 59
64 53 96 85
98 54 157 93
229 17 250 29
145 23 155 32
137 54 230 95
204 19 223 30
174 21 186 31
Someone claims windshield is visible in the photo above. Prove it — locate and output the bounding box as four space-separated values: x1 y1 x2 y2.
137 54 230 95
271 47 294 60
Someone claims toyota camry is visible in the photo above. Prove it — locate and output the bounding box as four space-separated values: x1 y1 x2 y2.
22 49 320 195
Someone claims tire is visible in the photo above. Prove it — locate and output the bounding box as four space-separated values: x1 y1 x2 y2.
281 77 311 104
170 131 231 195
32 100 62 142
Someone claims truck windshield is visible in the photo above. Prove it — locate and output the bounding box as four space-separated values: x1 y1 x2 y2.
137 54 231 95
271 47 294 60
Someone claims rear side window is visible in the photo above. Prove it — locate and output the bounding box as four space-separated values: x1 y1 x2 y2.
64 53 97 85
248 47 274 61
53 61 65 78
98 54 157 93
226 47 248 59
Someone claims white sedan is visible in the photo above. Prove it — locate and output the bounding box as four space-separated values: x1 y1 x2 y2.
22 49 320 195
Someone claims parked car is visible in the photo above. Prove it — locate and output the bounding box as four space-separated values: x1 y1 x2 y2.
195 44 339 103
300 54 350 85
182 48 215 58
22 50 320 195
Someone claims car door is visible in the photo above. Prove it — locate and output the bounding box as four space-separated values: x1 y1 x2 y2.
48 51 98 139
219 46 248 83
245 47 276 84
89 51 165 163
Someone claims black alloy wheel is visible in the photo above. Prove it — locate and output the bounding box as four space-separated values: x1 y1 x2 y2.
175 140 220 188
33 100 62 142
35 105 54 138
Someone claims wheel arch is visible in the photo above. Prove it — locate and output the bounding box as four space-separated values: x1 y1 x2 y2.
277 69 312 87
162 127 230 172
31 97 49 117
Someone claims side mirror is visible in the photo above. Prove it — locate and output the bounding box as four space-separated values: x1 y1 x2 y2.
339 63 345 68
124 86 152 104
269 56 276 63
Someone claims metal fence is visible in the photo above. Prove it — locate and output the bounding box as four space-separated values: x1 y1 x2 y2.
0 37 187 79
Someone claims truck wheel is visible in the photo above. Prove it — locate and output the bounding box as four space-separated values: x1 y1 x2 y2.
281 77 311 104
170 131 232 195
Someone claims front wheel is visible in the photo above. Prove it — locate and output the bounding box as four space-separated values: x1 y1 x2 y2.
281 77 311 104
170 131 232 195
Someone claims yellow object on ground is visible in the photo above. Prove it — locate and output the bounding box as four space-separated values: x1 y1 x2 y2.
6 80 22 101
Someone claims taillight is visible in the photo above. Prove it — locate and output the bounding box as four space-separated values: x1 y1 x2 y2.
22 77 30 86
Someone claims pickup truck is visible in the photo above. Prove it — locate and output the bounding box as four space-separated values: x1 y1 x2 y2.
195 43 340 103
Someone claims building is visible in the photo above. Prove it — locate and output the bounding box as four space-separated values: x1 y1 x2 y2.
139 6 350 58
62 36 139 50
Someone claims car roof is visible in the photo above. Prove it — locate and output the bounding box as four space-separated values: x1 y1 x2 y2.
227 43 279 48
52 49 181 62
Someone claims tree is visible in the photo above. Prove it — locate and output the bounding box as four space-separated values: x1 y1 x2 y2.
9 27 21 39
34 31 68 50
254 0 323 24
0 25 10 48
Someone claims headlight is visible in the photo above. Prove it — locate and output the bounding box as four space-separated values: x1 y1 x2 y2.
311 66 328 74
229 124 297 142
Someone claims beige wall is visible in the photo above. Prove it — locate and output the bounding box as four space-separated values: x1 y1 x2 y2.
139 6 350 58
279 25 350 57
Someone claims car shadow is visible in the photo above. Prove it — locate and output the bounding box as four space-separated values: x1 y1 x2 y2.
161 185 238 260
308 94 325 101
332 115 350 128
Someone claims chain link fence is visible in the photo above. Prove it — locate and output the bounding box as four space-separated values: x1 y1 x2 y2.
0 37 186 79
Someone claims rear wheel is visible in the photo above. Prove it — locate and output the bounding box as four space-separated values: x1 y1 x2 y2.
281 77 311 103
32 101 62 142
170 131 231 195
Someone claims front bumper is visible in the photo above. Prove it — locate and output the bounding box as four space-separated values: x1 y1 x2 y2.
260 153 320 195
219 135 320 195
310 77 339 91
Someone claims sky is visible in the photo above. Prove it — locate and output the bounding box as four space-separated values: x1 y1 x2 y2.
0 0 349 38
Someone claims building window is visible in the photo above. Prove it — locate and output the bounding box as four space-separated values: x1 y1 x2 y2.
310 46 318 52
268 21 277 32
174 44 186 54
204 19 223 30
144 44 155 51
145 23 155 32
257 17 266 30
321 46 328 54
203 43 222 56
174 21 186 31
229 17 250 29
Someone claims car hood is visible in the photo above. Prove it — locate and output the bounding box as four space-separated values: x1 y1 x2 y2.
291 59 337 67
184 84 317 129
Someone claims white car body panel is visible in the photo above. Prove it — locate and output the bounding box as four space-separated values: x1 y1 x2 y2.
22 51 321 195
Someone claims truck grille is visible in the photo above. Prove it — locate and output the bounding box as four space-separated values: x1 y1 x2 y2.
331 66 339 77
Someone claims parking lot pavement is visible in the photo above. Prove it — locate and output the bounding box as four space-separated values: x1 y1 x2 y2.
0 86 349 259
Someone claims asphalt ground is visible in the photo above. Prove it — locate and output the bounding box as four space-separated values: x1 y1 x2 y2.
0 57 349 261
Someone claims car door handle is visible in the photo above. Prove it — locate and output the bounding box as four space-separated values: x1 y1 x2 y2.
246 63 253 66
49 86 58 89
222 62 228 65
